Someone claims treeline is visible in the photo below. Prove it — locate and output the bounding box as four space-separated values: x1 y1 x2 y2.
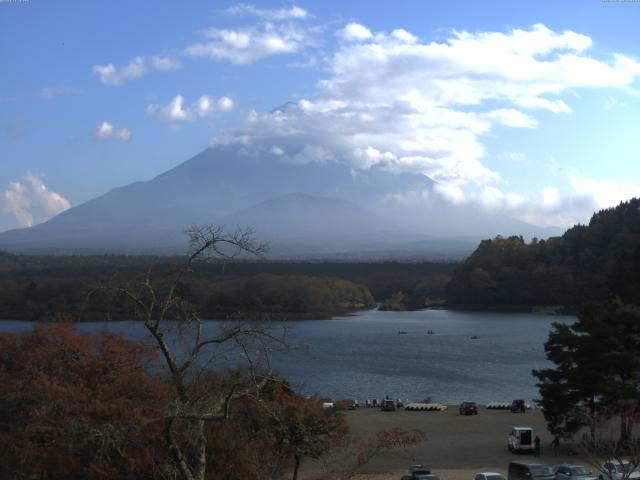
204 274 375 319
446 198 640 309
0 273 374 321
0 254 455 320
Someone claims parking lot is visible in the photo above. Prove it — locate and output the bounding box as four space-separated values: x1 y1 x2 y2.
334 406 589 480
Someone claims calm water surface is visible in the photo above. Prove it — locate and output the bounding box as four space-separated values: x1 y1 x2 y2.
0 309 573 404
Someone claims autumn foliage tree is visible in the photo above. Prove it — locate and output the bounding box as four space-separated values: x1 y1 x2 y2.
266 394 349 480
0 324 171 480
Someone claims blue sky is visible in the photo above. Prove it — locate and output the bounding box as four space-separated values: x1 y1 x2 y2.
1 0 639 232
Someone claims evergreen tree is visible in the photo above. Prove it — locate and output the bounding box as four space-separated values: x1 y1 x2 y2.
533 301 640 444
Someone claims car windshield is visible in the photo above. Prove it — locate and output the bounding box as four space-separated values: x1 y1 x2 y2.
617 464 635 474
486 475 505 480
571 467 591 476
531 466 554 476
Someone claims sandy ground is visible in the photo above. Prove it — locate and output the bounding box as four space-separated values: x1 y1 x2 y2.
313 406 592 480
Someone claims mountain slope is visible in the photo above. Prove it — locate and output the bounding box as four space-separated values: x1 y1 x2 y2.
0 145 558 256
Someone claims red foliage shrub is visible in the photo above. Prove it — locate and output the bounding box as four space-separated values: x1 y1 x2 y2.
0 324 171 480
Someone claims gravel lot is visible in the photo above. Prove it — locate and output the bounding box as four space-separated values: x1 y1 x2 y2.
333 406 591 480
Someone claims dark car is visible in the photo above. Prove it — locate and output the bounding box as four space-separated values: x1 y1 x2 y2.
511 399 526 413
509 461 555 480
402 476 440 480
402 468 438 480
460 401 479 415
381 399 396 411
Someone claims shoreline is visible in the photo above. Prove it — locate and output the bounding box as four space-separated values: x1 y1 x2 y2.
0 304 578 323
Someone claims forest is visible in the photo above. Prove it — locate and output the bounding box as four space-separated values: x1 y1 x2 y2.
0 252 454 320
446 198 640 309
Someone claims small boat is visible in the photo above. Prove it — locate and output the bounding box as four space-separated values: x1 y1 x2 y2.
398 330 408 335
427 329 435 335
470 335 480 340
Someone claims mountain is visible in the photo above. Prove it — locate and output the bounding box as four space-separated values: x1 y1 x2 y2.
0 145 559 257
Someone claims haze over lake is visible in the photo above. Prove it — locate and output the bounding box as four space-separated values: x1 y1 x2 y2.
0 309 571 404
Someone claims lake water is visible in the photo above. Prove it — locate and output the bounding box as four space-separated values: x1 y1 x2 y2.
0 309 573 404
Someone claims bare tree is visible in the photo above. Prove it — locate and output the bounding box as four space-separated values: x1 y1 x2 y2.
84 225 285 480
580 423 640 480
312 427 427 480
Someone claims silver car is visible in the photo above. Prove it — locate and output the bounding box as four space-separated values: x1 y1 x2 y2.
598 461 640 480
555 464 597 480
475 472 506 480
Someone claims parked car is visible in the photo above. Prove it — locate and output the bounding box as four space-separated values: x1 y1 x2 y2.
410 465 431 475
507 427 534 452
403 476 440 480
475 472 506 480
401 465 436 480
511 399 526 413
381 398 396 411
597 460 640 480
460 401 479 415
508 461 555 480
555 464 597 480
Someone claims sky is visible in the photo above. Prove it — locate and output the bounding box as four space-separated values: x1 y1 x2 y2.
1 0 640 232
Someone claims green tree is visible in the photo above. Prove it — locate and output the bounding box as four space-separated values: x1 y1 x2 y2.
533 301 640 444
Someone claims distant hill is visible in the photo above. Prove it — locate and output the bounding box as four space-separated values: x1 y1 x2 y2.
446 198 640 308
0 145 559 258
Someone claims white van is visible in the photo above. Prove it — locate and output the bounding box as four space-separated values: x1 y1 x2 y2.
508 427 534 452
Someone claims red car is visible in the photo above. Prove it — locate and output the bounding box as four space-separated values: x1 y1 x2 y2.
459 401 479 415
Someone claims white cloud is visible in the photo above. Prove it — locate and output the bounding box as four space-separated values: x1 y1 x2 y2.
541 186 560 208
151 56 182 71
431 175 640 229
40 86 79 99
93 121 131 142
211 23 640 193
1 173 70 228
484 109 538 128
225 4 309 21
504 152 525 162
185 22 315 65
146 95 235 122
568 172 640 210
205 22 640 227
93 56 147 86
337 23 373 42
93 55 181 85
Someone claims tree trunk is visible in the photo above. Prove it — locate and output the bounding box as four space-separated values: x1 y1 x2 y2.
292 455 301 480
620 413 631 446
589 395 597 444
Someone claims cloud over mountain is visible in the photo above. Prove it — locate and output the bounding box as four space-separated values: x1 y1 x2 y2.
210 21 640 227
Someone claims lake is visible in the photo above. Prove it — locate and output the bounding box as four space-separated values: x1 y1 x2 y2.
0 309 572 404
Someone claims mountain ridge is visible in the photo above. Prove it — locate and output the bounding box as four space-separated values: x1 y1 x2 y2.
0 146 561 257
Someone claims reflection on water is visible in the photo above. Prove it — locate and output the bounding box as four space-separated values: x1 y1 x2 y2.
0 309 572 404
